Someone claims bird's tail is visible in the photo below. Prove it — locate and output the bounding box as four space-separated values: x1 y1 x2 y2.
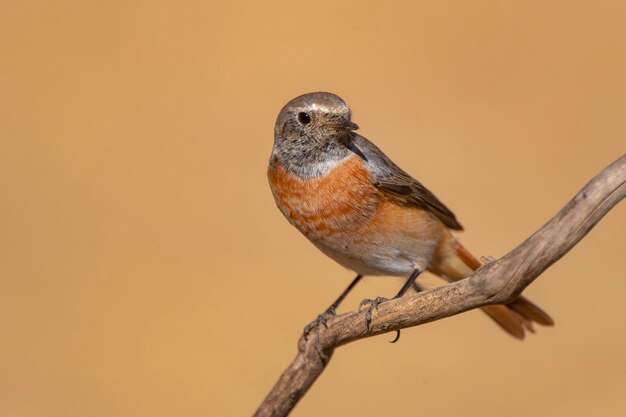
432 236 554 339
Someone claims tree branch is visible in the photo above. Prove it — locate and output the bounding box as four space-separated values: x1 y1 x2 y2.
253 155 626 417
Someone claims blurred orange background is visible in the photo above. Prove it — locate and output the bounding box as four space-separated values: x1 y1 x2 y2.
1 1 625 416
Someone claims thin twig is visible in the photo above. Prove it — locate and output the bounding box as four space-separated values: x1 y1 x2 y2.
253 155 626 417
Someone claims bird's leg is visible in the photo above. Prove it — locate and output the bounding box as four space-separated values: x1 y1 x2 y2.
304 274 363 360
359 269 423 332
389 271 424 343
412 281 425 293
303 274 364 336
393 268 423 298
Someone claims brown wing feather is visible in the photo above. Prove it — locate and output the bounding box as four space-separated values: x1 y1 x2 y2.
350 133 463 230
374 176 463 230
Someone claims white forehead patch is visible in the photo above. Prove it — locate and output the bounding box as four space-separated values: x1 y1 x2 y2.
308 102 324 112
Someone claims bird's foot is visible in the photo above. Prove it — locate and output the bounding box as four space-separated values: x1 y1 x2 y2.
303 308 336 362
358 296 389 329
303 308 336 339
480 255 497 265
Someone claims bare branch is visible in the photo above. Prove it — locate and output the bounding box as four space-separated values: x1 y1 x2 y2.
253 155 626 417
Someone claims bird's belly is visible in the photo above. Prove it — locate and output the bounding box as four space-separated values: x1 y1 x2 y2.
313 200 444 276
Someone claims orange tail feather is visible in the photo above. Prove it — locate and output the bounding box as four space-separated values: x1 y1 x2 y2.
433 238 554 339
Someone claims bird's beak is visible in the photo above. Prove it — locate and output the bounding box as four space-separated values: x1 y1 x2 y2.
332 120 359 131
345 121 359 131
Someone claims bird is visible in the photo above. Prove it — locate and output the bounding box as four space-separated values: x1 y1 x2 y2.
267 91 553 341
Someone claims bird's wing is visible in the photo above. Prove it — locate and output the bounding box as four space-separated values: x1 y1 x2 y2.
351 133 463 230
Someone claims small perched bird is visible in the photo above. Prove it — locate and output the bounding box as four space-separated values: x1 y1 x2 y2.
267 92 553 339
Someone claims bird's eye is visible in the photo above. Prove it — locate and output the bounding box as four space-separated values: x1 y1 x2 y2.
297 112 311 125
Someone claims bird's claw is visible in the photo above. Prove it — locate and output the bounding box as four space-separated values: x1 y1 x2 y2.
303 308 336 362
358 296 388 329
480 255 497 265
303 308 336 339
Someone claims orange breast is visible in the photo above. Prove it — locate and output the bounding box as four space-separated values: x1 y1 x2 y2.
267 156 380 240
268 155 448 275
